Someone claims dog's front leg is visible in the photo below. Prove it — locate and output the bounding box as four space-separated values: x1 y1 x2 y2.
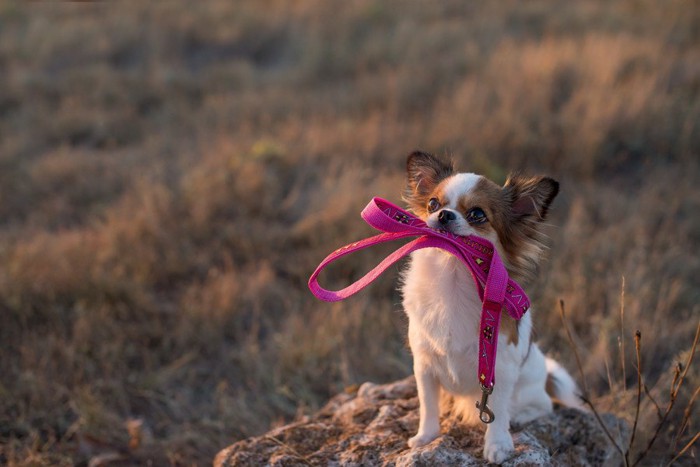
408 362 440 448
482 359 518 463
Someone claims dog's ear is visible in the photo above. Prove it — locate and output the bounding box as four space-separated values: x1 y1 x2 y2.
405 150 453 194
503 174 559 221
500 174 559 282
404 151 454 213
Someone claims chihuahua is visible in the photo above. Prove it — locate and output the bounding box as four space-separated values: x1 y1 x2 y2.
401 151 584 463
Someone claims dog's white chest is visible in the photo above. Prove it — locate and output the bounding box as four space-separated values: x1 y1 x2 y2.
401 249 484 390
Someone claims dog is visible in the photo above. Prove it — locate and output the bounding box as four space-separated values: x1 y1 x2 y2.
400 151 584 463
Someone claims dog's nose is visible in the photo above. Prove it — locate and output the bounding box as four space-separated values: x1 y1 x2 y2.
438 210 456 225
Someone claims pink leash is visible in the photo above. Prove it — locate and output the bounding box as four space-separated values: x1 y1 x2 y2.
308 198 530 423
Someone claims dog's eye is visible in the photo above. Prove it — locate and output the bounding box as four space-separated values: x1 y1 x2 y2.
427 198 441 213
466 207 487 224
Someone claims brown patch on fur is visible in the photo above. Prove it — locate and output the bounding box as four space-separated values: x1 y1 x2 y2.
404 151 454 216
545 372 562 404
500 314 520 345
457 177 508 236
429 182 448 209
545 373 556 397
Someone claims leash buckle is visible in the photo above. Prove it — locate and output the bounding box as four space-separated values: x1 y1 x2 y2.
476 385 495 424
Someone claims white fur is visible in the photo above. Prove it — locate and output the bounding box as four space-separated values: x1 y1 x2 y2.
401 175 581 464
442 173 480 204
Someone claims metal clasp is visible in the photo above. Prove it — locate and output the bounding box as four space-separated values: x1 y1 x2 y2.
476 385 495 424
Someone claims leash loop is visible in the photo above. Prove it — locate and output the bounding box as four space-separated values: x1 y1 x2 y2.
476 385 495 424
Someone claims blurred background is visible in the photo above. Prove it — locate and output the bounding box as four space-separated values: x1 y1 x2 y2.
0 1 698 465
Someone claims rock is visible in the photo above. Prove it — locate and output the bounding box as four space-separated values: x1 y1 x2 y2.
215 376 628 466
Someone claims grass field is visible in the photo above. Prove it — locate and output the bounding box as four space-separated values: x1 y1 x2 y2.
1 1 698 465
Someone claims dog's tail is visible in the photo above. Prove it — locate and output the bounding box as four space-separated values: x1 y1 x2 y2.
545 357 587 410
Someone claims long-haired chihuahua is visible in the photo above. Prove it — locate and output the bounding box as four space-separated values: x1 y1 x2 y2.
401 151 584 463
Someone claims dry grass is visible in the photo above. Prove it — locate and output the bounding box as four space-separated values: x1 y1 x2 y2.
0 0 698 465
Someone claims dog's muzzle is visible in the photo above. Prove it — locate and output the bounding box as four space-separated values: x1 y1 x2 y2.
438 209 457 225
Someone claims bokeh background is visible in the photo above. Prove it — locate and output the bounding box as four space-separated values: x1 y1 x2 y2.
1 1 698 465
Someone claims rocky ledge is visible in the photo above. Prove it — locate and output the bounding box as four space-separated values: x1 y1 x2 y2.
215 376 628 466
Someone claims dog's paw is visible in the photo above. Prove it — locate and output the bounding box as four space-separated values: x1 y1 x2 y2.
407 431 439 448
483 433 514 464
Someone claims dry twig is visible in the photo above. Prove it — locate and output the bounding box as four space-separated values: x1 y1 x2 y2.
632 321 700 466
672 385 699 452
642 383 663 420
558 299 628 466
625 331 643 465
619 276 627 392
666 431 699 467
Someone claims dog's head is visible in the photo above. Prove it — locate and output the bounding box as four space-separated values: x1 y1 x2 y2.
403 151 559 282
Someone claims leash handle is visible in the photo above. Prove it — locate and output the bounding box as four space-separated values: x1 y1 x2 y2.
308 232 469 302
309 198 483 302
308 198 530 318
308 232 416 302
